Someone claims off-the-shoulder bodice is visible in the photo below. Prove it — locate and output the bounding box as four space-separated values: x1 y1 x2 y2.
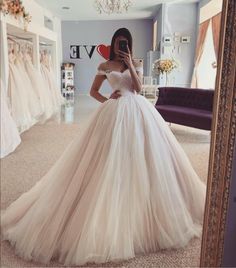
96 66 143 95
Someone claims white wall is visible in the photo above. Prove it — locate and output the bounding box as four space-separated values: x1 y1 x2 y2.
152 3 198 87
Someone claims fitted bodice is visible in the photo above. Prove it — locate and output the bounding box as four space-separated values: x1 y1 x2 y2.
15 52 24 66
24 52 33 64
8 52 16 64
97 66 143 95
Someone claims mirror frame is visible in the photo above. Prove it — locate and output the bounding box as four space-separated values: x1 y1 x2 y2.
200 0 236 266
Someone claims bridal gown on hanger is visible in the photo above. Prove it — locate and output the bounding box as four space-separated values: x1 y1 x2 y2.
8 52 36 133
15 51 42 121
40 53 65 114
0 81 21 158
24 52 54 121
1 66 206 266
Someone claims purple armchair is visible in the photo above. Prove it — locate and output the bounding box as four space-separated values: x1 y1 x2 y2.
155 87 214 130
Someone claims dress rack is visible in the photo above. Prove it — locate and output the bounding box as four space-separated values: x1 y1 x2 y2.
7 33 33 41
39 42 52 46
1 5 61 93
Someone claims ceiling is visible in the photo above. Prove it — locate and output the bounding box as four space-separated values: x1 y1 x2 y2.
35 0 200 21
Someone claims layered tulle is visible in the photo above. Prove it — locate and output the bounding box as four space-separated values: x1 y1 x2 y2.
8 53 36 133
24 53 54 121
1 91 206 266
7 48 64 133
0 82 21 158
15 53 43 121
40 53 65 114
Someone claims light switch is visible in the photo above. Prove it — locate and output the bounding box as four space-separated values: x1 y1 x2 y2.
181 36 191 43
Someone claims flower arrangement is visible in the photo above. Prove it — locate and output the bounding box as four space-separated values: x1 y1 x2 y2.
152 58 180 85
0 0 32 30
153 58 179 75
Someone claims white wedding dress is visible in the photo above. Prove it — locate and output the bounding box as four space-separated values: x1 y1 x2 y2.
15 51 43 121
24 52 54 121
40 53 65 114
1 66 206 266
8 52 36 133
0 81 21 158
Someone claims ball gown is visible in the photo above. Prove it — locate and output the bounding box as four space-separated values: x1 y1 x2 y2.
15 51 42 121
40 53 65 114
0 81 21 158
8 52 36 133
24 52 54 121
1 66 206 266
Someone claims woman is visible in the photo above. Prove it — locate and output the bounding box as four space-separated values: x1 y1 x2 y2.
1 28 206 266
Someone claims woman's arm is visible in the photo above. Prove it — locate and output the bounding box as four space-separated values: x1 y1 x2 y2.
90 63 122 102
90 74 109 103
118 48 143 93
129 62 143 93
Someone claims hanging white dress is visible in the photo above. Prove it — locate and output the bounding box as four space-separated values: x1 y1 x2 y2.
47 54 65 106
40 53 64 114
24 52 54 121
8 52 35 133
1 67 206 266
15 51 42 121
0 81 21 158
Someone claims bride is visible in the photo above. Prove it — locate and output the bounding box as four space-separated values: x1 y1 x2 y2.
1 28 206 266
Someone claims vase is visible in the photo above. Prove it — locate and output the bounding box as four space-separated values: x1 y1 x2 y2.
165 72 169 86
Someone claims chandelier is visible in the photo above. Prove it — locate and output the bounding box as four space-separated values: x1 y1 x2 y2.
94 0 133 14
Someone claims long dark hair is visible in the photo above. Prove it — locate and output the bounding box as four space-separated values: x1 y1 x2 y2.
109 28 133 61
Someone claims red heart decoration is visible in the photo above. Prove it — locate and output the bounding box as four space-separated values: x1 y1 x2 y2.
97 44 111 60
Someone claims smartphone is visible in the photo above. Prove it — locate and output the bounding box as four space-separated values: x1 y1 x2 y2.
119 40 128 53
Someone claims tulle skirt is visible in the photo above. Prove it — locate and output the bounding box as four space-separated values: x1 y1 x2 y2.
1 93 206 266
40 64 65 114
15 58 43 121
24 60 54 121
8 62 36 133
0 86 21 158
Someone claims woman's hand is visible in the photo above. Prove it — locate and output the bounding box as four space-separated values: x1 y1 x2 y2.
118 45 133 68
109 90 122 99
118 46 143 93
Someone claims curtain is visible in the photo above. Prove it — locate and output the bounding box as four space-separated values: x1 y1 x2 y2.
191 19 210 88
211 12 222 60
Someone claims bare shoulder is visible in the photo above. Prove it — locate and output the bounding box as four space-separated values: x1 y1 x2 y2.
132 59 143 68
97 61 109 71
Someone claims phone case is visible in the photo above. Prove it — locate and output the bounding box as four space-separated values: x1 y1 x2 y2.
119 40 128 52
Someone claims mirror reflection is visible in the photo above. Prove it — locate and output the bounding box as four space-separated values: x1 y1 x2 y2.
0 0 223 267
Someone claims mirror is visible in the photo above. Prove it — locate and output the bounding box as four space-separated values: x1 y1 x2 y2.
2 0 235 267
149 1 223 267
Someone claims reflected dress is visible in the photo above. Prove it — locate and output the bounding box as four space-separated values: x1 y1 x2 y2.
0 81 21 158
1 66 206 266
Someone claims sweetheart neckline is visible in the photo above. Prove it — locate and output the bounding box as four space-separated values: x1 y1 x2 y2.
106 69 129 75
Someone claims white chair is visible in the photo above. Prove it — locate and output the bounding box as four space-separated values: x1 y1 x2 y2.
143 76 153 85
141 76 159 104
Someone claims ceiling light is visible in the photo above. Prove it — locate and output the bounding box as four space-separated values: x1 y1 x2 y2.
94 0 133 14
